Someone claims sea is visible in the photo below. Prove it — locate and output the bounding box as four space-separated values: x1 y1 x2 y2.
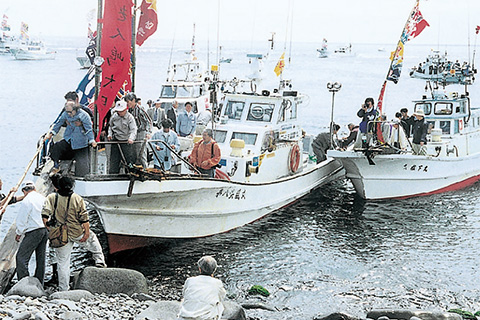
1 38 480 319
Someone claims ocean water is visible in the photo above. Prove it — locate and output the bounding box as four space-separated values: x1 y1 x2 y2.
1 39 480 319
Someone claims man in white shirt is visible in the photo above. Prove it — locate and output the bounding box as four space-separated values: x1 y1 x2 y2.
179 256 226 320
15 180 48 286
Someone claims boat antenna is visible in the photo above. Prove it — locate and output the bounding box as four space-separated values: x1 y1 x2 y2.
216 0 221 69
167 25 177 70
287 0 295 64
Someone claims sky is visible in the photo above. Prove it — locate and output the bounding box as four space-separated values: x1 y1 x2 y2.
0 0 479 46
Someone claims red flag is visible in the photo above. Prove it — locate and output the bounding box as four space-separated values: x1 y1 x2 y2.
376 80 387 144
96 0 133 140
476 26 480 35
136 0 158 46
409 9 429 40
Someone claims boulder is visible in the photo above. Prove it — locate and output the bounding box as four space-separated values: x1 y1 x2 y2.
73 267 148 296
49 290 94 302
367 310 463 320
131 292 156 302
223 301 247 320
135 301 181 320
6 277 47 298
313 312 360 320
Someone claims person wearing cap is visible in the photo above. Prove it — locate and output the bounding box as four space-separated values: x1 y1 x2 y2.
42 175 106 291
176 102 197 137
412 109 428 155
167 100 179 132
312 124 340 163
150 119 180 171
146 99 166 129
108 100 138 174
195 107 212 135
400 108 415 138
126 93 153 168
44 101 97 177
0 178 26 213
340 123 359 148
15 181 48 286
178 256 226 320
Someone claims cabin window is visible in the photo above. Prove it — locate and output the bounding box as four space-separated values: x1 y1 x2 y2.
439 121 451 134
161 85 176 98
415 102 432 115
224 101 245 120
246 103 274 122
454 120 460 134
177 86 193 98
213 130 227 143
434 102 453 115
231 132 257 145
456 101 466 114
192 85 202 98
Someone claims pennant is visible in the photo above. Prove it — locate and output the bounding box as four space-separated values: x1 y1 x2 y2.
96 0 133 140
408 9 429 40
274 52 285 76
85 24 97 65
76 66 96 107
136 0 158 46
376 81 387 144
476 26 480 35
20 22 29 40
387 42 404 84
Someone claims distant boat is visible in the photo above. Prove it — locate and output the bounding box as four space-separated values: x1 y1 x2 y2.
378 47 386 52
316 38 328 58
220 57 232 63
76 55 91 68
333 43 355 57
11 40 56 60
0 14 13 54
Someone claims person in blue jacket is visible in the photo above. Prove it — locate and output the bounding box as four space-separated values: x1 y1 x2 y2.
176 102 197 137
44 101 97 177
357 97 377 134
150 119 180 171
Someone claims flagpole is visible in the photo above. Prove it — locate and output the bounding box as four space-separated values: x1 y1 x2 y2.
131 0 137 92
92 0 104 173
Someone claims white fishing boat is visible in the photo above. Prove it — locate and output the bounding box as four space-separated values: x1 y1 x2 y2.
0 14 13 54
71 79 344 253
329 85 480 200
10 40 56 60
316 38 328 58
333 43 355 57
409 50 475 85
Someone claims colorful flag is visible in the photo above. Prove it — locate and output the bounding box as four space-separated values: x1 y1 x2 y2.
96 0 133 140
274 52 285 76
408 9 429 40
376 80 387 144
20 22 29 40
76 66 96 107
136 0 158 46
476 26 480 35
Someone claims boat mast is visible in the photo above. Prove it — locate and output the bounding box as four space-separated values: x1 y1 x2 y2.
131 0 137 92
93 0 104 173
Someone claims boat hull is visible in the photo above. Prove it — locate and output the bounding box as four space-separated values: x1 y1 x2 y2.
11 49 56 60
329 150 480 200
75 159 344 253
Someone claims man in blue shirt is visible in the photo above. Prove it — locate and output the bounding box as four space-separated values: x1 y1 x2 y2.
176 102 197 137
44 101 97 177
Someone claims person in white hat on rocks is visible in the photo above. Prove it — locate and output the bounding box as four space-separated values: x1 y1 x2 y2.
412 109 428 155
107 100 138 174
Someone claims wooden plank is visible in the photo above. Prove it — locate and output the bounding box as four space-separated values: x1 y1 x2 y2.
0 223 20 294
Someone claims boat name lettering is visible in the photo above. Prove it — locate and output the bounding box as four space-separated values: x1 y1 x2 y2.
215 187 246 200
403 164 428 172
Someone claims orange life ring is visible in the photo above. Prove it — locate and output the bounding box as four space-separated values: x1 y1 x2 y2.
288 144 301 173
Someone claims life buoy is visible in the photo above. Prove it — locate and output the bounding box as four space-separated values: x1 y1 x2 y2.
459 119 463 131
288 144 301 173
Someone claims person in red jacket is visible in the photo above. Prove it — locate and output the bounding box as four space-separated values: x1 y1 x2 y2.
189 129 221 178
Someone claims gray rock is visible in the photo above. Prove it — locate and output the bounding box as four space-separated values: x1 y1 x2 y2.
131 292 156 302
135 300 181 320
12 311 32 320
241 302 275 311
34 312 50 320
6 277 47 298
313 312 360 320
74 267 149 296
223 301 247 320
367 310 463 320
49 290 94 302
5 295 25 301
61 311 85 320
50 299 79 311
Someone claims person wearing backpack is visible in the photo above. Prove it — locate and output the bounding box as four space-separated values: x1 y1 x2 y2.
41 175 106 291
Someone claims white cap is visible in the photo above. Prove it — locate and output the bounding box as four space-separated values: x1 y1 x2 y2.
21 180 35 190
113 100 128 112
414 109 425 117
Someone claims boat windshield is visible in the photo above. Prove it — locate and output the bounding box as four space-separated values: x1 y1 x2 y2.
224 101 245 120
434 102 453 115
176 85 202 98
213 130 227 143
415 102 432 115
439 120 451 134
232 132 257 145
160 85 176 98
246 103 274 122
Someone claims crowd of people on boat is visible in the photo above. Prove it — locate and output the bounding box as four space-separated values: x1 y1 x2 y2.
41 91 219 178
311 97 430 161
412 58 473 78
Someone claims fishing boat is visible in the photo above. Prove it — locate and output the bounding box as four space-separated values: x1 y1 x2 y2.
0 14 13 54
327 0 480 200
409 50 475 85
317 38 328 58
333 43 354 57
73 78 343 253
10 40 56 60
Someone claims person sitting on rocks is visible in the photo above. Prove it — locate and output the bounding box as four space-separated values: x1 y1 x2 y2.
178 256 226 320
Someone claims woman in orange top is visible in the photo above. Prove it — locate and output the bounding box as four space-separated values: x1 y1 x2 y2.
189 129 221 178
